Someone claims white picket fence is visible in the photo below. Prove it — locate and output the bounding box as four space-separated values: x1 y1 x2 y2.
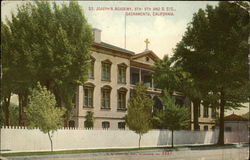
0 126 221 153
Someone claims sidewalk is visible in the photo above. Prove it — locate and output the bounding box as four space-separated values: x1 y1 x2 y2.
2 144 249 160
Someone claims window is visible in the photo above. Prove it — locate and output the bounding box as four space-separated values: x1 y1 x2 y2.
101 86 111 109
118 122 125 129
102 61 111 81
143 75 152 87
203 105 209 118
118 65 126 84
131 73 139 85
88 61 94 79
131 68 140 85
84 87 93 107
204 125 208 131
69 120 75 128
117 89 127 111
211 108 216 118
146 57 150 62
225 127 232 132
102 121 110 129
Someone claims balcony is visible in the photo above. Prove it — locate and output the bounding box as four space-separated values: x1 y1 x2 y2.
130 67 161 93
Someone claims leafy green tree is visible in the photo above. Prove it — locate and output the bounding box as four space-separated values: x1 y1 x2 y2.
2 1 93 125
173 2 249 145
25 83 65 151
241 112 249 119
154 55 180 94
84 111 94 129
154 91 189 148
9 103 19 126
125 83 154 148
1 22 16 126
154 55 202 130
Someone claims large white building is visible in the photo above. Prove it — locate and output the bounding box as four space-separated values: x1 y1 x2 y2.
69 29 217 130
69 29 162 129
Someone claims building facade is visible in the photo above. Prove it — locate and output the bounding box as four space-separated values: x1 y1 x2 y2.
190 103 218 131
69 29 217 130
224 113 249 143
70 29 161 129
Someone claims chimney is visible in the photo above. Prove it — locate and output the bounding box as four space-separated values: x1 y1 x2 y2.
93 28 101 43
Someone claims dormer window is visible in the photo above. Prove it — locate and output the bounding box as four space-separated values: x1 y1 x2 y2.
146 57 150 62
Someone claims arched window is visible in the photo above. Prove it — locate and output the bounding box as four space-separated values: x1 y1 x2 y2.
117 63 128 84
101 59 112 81
203 105 209 118
117 87 127 111
69 120 75 128
101 85 112 109
88 56 96 79
83 83 95 108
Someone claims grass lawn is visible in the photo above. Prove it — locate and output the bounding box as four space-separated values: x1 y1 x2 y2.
0 144 237 157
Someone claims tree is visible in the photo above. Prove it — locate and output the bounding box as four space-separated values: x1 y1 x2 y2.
173 2 249 145
154 55 202 130
241 112 249 119
9 102 19 126
153 55 180 94
25 83 65 151
1 22 16 126
84 111 94 129
154 91 189 148
2 1 93 126
125 83 154 148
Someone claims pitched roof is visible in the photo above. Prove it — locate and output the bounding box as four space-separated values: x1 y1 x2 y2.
131 50 160 62
224 113 248 121
93 42 135 56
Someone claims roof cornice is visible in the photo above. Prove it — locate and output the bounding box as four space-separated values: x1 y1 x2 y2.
92 42 134 57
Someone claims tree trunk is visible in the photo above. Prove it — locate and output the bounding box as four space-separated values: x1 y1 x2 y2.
171 129 174 148
217 89 225 145
138 133 142 149
193 99 201 130
23 94 28 108
3 93 11 126
48 131 53 152
22 94 28 125
18 94 23 126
